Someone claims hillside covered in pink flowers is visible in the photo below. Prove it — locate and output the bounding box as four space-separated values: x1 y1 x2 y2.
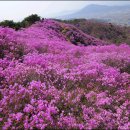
0 19 130 129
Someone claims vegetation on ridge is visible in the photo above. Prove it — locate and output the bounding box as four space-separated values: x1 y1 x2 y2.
0 14 41 30
61 19 130 45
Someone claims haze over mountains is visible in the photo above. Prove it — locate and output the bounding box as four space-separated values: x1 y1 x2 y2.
58 4 130 26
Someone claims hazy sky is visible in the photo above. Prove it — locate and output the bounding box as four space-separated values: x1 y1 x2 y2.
0 1 130 21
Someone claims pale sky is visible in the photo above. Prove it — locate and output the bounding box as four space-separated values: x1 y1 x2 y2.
0 1 130 21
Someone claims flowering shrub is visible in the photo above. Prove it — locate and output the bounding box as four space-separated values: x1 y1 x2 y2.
0 19 130 129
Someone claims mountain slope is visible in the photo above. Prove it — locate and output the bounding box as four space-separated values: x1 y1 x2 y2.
19 19 108 47
0 19 130 130
61 19 130 45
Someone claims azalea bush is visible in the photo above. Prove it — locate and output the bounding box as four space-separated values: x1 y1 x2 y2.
0 19 130 129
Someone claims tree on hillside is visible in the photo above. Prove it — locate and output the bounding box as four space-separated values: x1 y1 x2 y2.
21 14 41 28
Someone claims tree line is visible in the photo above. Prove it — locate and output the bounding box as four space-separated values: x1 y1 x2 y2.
0 14 41 30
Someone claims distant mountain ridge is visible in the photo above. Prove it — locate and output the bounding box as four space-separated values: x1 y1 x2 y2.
58 4 130 26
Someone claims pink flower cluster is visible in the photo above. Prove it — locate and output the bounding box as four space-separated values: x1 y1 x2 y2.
0 19 130 129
